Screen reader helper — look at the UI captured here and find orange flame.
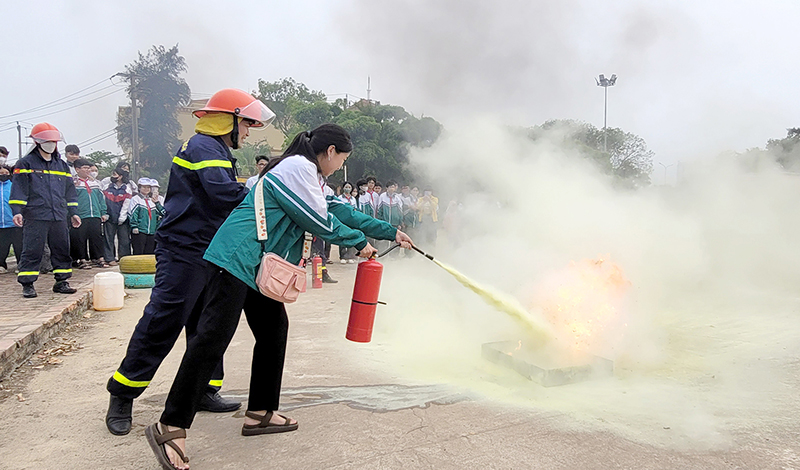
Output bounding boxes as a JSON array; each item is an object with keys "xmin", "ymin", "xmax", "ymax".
[{"xmin": 530, "ymin": 256, "xmax": 630, "ymax": 354}]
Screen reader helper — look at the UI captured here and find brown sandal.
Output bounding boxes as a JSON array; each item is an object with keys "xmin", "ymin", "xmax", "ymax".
[
  {"xmin": 241, "ymin": 410, "xmax": 298, "ymax": 436},
  {"xmin": 145, "ymin": 423, "xmax": 190, "ymax": 469}
]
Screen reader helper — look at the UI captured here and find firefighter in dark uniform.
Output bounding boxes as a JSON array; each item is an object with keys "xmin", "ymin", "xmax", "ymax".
[
  {"xmin": 10, "ymin": 122, "xmax": 81, "ymax": 298},
  {"xmin": 105, "ymin": 89, "xmax": 276, "ymax": 435}
]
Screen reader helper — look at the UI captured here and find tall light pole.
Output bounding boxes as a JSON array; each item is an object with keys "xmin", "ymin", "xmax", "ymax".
[
  {"xmin": 595, "ymin": 73, "xmax": 617, "ymax": 153},
  {"xmin": 658, "ymin": 162, "xmax": 674, "ymax": 185}
]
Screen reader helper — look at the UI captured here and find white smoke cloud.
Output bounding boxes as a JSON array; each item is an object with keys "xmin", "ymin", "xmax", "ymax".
[{"xmin": 352, "ymin": 119, "xmax": 800, "ymax": 450}]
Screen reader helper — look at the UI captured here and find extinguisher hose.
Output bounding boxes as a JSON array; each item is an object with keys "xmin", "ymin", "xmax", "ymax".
[
  {"xmin": 377, "ymin": 243, "xmax": 401, "ymax": 258},
  {"xmin": 376, "ymin": 243, "xmax": 435, "ymax": 261}
]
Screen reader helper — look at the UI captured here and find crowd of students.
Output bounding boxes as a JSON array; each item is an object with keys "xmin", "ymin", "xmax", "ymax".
[
  {"xmin": 330, "ymin": 176, "xmax": 440, "ymax": 260},
  {"xmin": 0, "ymin": 143, "xmax": 165, "ymax": 282}
]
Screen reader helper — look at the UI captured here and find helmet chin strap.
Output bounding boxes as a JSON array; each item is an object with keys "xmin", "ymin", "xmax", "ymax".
[{"xmin": 230, "ymin": 110, "xmax": 240, "ymax": 150}]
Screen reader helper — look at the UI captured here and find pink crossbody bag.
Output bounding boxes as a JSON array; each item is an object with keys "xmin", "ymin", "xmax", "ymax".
[{"xmin": 254, "ymin": 177, "xmax": 310, "ymax": 303}]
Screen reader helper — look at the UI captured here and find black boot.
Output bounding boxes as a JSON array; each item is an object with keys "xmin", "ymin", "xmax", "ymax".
[
  {"xmin": 106, "ymin": 394, "xmax": 133, "ymax": 435},
  {"xmin": 53, "ymin": 281, "xmax": 77, "ymax": 294},
  {"xmin": 22, "ymin": 284, "xmax": 37, "ymax": 298},
  {"xmin": 322, "ymin": 269, "xmax": 337, "ymax": 284},
  {"xmin": 198, "ymin": 390, "xmax": 241, "ymax": 413}
]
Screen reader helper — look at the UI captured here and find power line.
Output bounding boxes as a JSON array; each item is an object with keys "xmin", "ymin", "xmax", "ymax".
[
  {"xmin": 0, "ymin": 76, "xmax": 120, "ymax": 120},
  {"xmin": 0, "ymin": 88, "xmax": 124, "ymax": 126},
  {"xmin": 80, "ymin": 132, "xmax": 117, "ymax": 148},
  {"xmin": 75, "ymin": 128, "xmax": 117, "ymax": 147}
]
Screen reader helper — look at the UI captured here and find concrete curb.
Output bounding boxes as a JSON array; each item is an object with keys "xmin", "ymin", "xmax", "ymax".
[{"xmin": 0, "ymin": 281, "xmax": 93, "ymax": 379}]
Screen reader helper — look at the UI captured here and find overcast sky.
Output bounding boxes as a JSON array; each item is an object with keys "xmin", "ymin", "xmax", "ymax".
[{"xmin": 1, "ymin": 0, "xmax": 798, "ymax": 169}]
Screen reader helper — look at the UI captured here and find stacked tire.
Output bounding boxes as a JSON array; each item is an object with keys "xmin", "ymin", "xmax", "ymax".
[{"xmin": 119, "ymin": 255, "xmax": 157, "ymax": 288}]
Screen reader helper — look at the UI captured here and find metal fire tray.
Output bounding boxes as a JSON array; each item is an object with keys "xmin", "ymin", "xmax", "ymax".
[{"xmin": 481, "ymin": 341, "xmax": 613, "ymax": 387}]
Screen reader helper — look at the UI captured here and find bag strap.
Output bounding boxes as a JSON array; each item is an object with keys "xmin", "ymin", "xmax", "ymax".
[
  {"xmin": 255, "ymin": 176, "xmax": 314, "ymax": 262},
  {"xmin": 255, "ymin": 177, "xmax": 268, "ymax": 241}
]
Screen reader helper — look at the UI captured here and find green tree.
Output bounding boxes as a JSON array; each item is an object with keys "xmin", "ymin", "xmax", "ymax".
[
  {"xmin": 527, "ymin": 119, "xmax": 653, "ymax": 187},
  {"xmin": 84, "ymin": 150, "xmax": 125, "ymax": 179},
  {"xmin": 766, "ymin": 128, "xmax": 800, "ymax": 171},
  {"xmin": 255, "ymin": 78, "xmax": 327, "ymax": 136},
  {"xmin": 231, "ymin": 141, "xmax": 273, "ymax": 177},
  {"xmin": 255, "ymin": 77, "xmax": 443, "ymax": 185},
  {"xmin": 116, "ymin": 45, "xmax": 191, "ymax": 178}
]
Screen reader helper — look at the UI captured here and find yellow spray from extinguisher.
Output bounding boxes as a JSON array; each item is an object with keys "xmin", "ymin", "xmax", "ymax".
[{"xmin": 409, "ymin": 246, "xmax": 554, "ymax": 344}]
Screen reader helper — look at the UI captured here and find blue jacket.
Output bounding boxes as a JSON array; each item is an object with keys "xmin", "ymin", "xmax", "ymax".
[
  {"xmin": 155, "ymin": 133, "xmax": 248, "ymax": 256},
  {"xmin": 10, "ymin": 148, "xmax": 78, "ymax": 221},
  {"xmin": 103, "ymin": 181, "xmax": 133, "ymax": 224},
  {"xmin": 0, "ymin": 179, "xmax": 14, "ymax": 228}
]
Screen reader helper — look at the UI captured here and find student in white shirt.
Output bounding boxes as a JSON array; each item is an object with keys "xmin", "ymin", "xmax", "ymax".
[
  {"xmin": 245, "ymin": 155, "xmax": 270, "ymax": 189},
  {"xmin": 337, "ymin": 181, "xmax": 357, "ymax": 263}
]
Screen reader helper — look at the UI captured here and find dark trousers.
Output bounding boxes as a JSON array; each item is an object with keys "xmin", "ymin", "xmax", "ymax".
[
  {"xmin": 311, "ymin": 237, "xmax": 327, "ymax": 265},
  {"xmin": 107, "ymin": 247, "xmax": 224, "ymax": 399},
  {"xmin": 104, "ymin": 221, "xmax": 130, "ymax": 262},
  {"xmin": 69, "ymin": 217, "xmax": 104, "ymax": 261},
  {"xmin": 338, "ymin": 245, "xmax": 355, "ymax": 260},
  {"xmin": 161, "ymin": 269, "xmax": 288, "ymax": 429},
  {"xmin": 17, "ymin": 219, "xmax": 72, "ymax": 285},
  {"xmin": 131, "ymin": 233, "xmax": 156, "ymax": 255},
  {"xmin": 0, "ymin": 227, "xmax": 22, "ymax": 269}
]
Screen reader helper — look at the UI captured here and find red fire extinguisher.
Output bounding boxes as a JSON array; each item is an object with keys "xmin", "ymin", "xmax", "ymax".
[
  {"xmin": 312, "ymin": 256, "xmax": 323, "ymax": 289},
  {"xmin": 346, "ymin": 258, "xmax": 384, "ymax": 342}
]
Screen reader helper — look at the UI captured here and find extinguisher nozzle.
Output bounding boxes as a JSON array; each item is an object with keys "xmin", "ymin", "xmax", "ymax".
[{"xmin": 411, "ymin": 245, "xmax": 435, "ymax": 261}]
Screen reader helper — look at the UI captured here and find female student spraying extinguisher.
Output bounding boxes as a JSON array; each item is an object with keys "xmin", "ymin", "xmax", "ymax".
[{"xmin": 145, "ymin": 124, "xmax": 414, "ymax": 470}]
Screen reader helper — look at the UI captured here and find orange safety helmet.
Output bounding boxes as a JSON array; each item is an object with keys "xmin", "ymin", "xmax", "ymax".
[
  {"xmin": 29, "ymin": 122, "xmax": 64, "ymax": 143},
  {"xmin": 193, "ymin": 89, "xmax": 275, "ymax": 128}
]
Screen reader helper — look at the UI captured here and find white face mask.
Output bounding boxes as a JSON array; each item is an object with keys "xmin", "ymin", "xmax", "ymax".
[
  {"xmin": 0, "ymin": 157, "xmax": 6, "ymax": 165},
  {"xmin": 90, "ymin": 171, "xmax": 98, "ymax": 179},
  {"xmin": 40, "ymin": 142, "xmax": 57, "ymax": 154}
]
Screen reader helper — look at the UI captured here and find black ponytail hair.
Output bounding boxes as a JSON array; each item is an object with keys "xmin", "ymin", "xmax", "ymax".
[{"xmin": 261, "ymin": 123, "xmax": 352, "ymax": 177}]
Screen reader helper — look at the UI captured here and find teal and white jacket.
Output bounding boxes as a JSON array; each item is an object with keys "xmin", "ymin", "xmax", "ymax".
[
  {"xmin": 377, "ymin": 192, "xmax": 404, "ymax": 227},
  {"xmin": 204, "ymin": 155, "xmax": 397, "ymax": 292},
  {"xmin": 128, "ymin": 195, "xmax": 165, "ymax": 235}
]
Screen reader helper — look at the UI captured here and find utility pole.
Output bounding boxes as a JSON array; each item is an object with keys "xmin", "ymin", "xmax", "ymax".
[
  {"xmin": 131, "ymin": 78, "xmax": 140, "ymax": 181},
  {"xmin": 16, "ymin": 122, "xmax": 22, "ymax": 160},
  {"xmin": 114, "ymin": 71, "xmax": 140, "ymax": 180},
  {"xmin": 367, "ymin": 76, "xmax": 371, "ymax": 104},
  {"xmin": 595, "ymin": 74, "xmax": 617, "ymax": 153}
]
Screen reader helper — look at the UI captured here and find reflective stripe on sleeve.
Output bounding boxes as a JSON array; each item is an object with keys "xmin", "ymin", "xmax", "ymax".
[
  {"xmin": 42, "ymin": 170, "xmax": 71, "ymax": 176},
  {"xmin": 17, "ymin": 271, "xmax": 39, "ymax": 276},
  {"xmin": 67, "ymin": 202, "xmax": 78, "ymax": 207},
  {"xmin": 8, "ymin": 200, "xmax": 27, "ymax": 205},
  {"xmin": 172, "ymin": 156, "xmax": 232, "ymax": 171},
  {"xmin": 112, "ymin": 371, "xmax": 150, "ymax": 388},
  {"xmin": 13, "ymin": 169, "xmax": 70, "ymax": 176}
]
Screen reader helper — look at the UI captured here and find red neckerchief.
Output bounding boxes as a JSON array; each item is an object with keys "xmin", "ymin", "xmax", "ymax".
[
  {"xmin": 80, "ymin": 178, "xmax": 91, "ymax": 194},
  {"xmin": 144, "ymin": 197, "xmax": 151, "ymax": 218}
]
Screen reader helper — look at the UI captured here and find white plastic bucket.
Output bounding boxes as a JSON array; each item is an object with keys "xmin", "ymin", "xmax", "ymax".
[{"xmin": 93, "ymin": 272, "xmax": 125, "ymax": 311}]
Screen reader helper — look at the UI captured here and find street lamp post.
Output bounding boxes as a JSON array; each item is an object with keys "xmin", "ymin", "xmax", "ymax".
[
  {"xmin": 658, "ymin": 162, "xmax": 674, "ymax": 185},
  {"xmin": 595, "ymin": 74, "xmax": 617, "ymax": 153}
]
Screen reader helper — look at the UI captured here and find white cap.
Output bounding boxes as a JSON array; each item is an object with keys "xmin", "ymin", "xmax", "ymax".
[
  {"xmin": 148, "ymin": 178, "xmax": 160, "ymax": 187},
  {"xmin": 137, "ymin": 177, "xmax": 151, "ymax": 186}
]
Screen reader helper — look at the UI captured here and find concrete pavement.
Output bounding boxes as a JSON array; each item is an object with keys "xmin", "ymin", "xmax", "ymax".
[{"xmin": 0, "ymin": 262, "xmax": 798, "ymax": 469}]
